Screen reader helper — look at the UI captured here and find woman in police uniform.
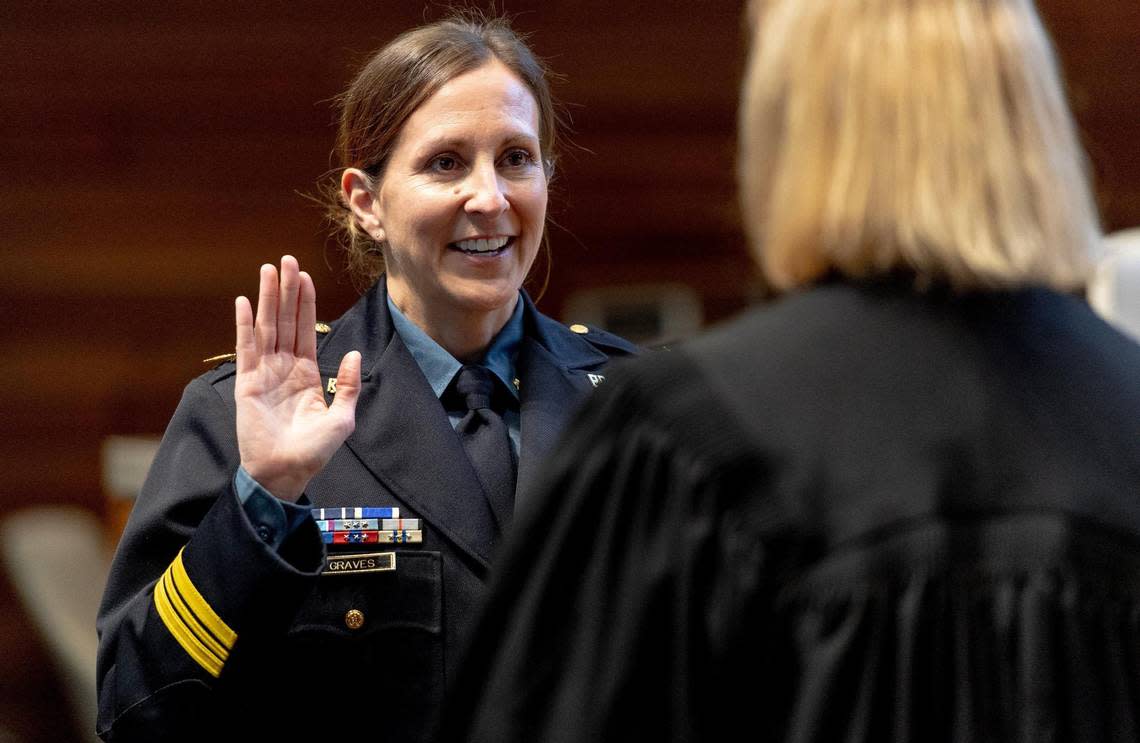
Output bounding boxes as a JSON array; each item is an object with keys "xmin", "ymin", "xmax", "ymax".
[{"xmin": 95, "ymin": 13, "xmax": 634, "ymax": 742}]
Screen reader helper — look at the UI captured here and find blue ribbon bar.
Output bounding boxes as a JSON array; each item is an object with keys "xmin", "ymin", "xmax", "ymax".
[{"xmin": 311, "ymin": 507, "xmax": 400, "ymax": 520}]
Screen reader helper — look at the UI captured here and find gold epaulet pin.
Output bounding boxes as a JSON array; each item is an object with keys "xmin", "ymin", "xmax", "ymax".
[{"xmin": 202, "ymin": 322, "xmax": 331, "ymax": 364}]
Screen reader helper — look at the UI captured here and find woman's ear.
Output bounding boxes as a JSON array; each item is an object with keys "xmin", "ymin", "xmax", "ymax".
[{"xmin": 341, "ymin": 168, "xmax": 386, "ymax": 242}]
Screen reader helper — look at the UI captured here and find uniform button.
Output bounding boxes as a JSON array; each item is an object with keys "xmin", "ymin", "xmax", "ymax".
[
  {"xmin": 569, "ymin": 323, "xmax": 589, "ymax": 334},
  {"xmin": 344, "ymin": 609, "xmax": 365, "ymax": 630},
  {"xmin": 256, "ymin": 525, "xmax": 275, "ymax": 543}
]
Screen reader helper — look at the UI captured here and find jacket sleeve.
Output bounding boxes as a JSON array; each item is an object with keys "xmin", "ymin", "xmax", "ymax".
[{"xmin": 95, "ymin": 374, "xmax": 324, "ymax": 741}]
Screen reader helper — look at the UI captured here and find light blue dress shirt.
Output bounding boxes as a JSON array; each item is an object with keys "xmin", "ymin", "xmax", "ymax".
[{"xmin": 387, "ymin": 293, "xmax": 523, "ymax": 458}]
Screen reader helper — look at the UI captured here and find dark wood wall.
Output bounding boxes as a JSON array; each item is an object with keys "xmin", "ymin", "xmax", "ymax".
[
  {"xmin": 3, "ymin": 0, "xmax": 1136, "ymax": 524},
  {"xmin": 2, "ymin": 1, "xmax": 1137, "ymax": 520},
  {"xmin": 0, "ymin": 2, "xmax": 1137, "ymax": 740},
  {"xmin": 1, "ymin": 0, "xmax": 756, "ymax": 523}
]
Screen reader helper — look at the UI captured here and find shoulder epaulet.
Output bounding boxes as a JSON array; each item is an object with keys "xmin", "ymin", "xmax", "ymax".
[
  {"xmin": 201, "ymin": 322, "xmax": 332, "ymax": 365},
  {"xmin": 566, "ymin": 322, "xmax": 640, "ymax": 355},
  {"xmin": 202, "ymin": 351, "xmax": 236, "ymax": 366}
]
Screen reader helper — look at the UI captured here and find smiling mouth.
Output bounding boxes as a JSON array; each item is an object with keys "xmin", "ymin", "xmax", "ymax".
[{"xmin": 450, "ymin": 236, "xmax": 514, "ymax": 256}]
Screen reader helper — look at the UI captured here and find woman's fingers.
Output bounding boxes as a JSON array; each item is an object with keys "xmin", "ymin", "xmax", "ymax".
[
  {"xmin": 276, "ymin": 255, "xmax": 300, "ymax": 354},
  {"xmin": 242, "ymin": 256, "xmax": 321, "ymax": 367},
  {"xmin": 255, "ymin": 263, "xmax": 279, "ymax": 354},
  {"xmin": 329, "ymin": 350, "xmax": 362, "ymax": 436},
  {"xmin": 235, "ymin": 296, "xmax": 255, "ymax": 373},
  {"xmin": 296, "ymin": 270, "xmax": 318, "ymax": 359}
]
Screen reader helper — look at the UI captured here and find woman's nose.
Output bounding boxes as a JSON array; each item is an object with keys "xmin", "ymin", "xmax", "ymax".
[{"xmin": 463, "ymin": 163, "xmax": 509, "ymax": 217}]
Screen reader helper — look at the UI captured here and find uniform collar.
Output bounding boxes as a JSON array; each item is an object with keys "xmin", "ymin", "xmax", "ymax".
[
  {"xmin": 386, "ymin": 288, "xmax": 523, "ymax": 401},
  {"xmin": 314, "ymin": 278, "xmax": 610, "ymax": 378},
  {"xmin": 518, "ymin": 291, "xmax": 611, "ymax": 370}
]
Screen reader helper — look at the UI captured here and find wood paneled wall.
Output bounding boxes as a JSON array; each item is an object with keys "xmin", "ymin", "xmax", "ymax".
[{"xmin": 0, "ymin": 0, "xmax": 1137, "ymax": 522}]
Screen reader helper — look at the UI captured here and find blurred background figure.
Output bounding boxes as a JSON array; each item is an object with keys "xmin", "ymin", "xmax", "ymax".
[
  {"xmin": 444, "ymin": 0, "xmax": 1140, "ymax": 741},
  {"xmin": 1089, "ymin": 228, "xmax": 1140, "ymax": 342}
]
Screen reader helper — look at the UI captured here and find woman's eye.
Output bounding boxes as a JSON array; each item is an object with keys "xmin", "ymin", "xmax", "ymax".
[
  {"xmin": 502, "ymin": 149, "xmax": 533, "ymax": 168},
  {"xmin": 430, "ymin": 156, "xmax": 459, "ymax": 172}
]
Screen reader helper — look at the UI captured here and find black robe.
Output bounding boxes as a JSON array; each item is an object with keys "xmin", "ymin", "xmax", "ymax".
[{"xmin": 445, "ymin": 280, "xmax": 1140, "ymax": 742}]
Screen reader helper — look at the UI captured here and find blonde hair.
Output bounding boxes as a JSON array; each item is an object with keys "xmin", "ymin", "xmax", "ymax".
[{"xmin": 739, "ymin": 0, "xmax": 1102, "ymax": 292}]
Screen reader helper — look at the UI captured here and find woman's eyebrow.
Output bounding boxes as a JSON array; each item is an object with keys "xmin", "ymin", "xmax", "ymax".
[
  {"xmin": 414, "ymin": 131, "xmax": 538, "ymax": 156},
  {"xmin": 417, "ymin": 136, "xmax": 466, "ymax": 152}
]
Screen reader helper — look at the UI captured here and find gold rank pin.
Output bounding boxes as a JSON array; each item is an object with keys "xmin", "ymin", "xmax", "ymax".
[{"xmin": 202, "ymin": 322, "xmax": 331, "ymax": 364}]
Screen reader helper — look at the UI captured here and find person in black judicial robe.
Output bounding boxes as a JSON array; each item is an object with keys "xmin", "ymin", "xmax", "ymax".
[
  {"xmin": 447, "ymin": 280, "xmax": 1140, "ymax": 742},
  {"xmin": 443, "ymin": 0, "xmax": 1140, "ymax": 740}
]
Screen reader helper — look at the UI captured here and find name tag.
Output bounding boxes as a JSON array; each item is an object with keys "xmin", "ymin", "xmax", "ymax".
[{"xmin": 323, "ymin": 551, "xmax": 396, "ymax": 576}]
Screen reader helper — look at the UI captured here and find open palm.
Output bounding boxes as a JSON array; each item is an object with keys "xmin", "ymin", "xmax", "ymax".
[{"xmin": 234, "ymin": 256, "xmax": 361, "ymax": 502}]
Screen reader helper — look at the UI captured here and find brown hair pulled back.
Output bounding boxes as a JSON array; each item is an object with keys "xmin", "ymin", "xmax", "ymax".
[{"xmin": 326, "ymin": 12, "xmax": 560, "ymax": 290}]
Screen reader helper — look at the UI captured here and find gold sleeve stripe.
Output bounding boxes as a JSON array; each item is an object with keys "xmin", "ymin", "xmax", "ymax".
[
  {"xmin": 154, "ymin": 573, "xmax": 223, "ymax": 678},
  {"xmin": 169, "ymin": 549, "xmax": 237, "ymax": 649},
  {"xmin": 161, "ymin": 571, "xmax": 230, "ymax": 662}
]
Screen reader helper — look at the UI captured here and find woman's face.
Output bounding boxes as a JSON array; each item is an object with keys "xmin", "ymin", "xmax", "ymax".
[{"xmin": 371, "ymin": 59, "xmax": 548, "ymax": 333}]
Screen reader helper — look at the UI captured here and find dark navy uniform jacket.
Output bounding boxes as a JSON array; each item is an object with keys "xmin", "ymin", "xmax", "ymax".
[{"xmin": 95, "ymin": 281, "xmax": 636, "ymax": 742}]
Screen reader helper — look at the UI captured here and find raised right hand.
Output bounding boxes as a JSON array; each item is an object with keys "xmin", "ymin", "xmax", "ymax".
[{"xmin": 234, "ymin": 255, "xmax": 361, "ymax": 501}]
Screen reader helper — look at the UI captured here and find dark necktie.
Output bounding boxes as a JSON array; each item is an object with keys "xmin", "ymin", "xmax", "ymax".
[{"xmin": 448, "ymin": 365, "xmax": 516, "ymax": 531}]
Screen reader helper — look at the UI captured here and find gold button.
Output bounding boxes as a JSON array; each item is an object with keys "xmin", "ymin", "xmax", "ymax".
[
  {"xmin": 315, "ymin": 322, "xmax": 331, "ymax": 334},
  {"xmin": 569, "ymin": 323, "xmax": 589, "ymax": 334},
  {"xmin": 344, "ymin": 609, "xmax": 365, "ymax": 630}
]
